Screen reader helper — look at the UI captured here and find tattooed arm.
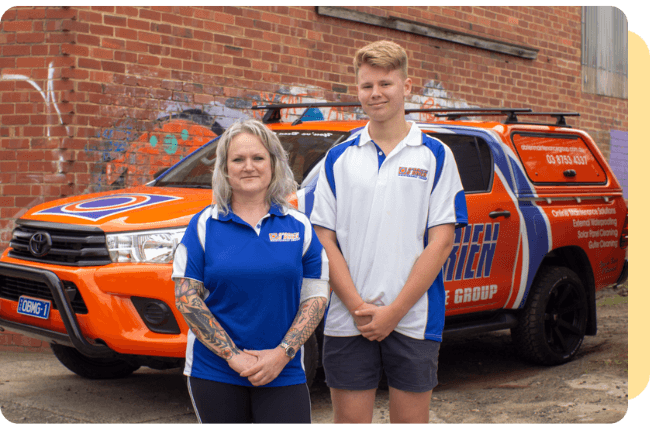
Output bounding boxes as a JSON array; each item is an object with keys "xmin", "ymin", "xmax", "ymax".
[
  {"xmin": 174, "ymin": 277, "xmax": 257, "ymax": 374},
  {"xmin": 281, "ymin": 296, "xmax": 328, "ymax": 351},
  {"xmin": 240, "ymin": 296, "xmax": 328, "ymax": 386}
]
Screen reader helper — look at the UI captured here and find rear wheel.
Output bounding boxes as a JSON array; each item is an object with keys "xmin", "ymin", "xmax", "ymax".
[
  {"xmin": 50, "ymin": 344, "xmax": 141, "ymax": 379},
  {"xmin": 512, "ymin": 266, "xmax": 588, "ymax": 365}
]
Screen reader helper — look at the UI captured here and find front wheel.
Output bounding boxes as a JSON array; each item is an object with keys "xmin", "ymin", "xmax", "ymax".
[
  {"xmin": 50, "ymin": 344, "xmax": 141, "ymax": 379},
  {"xmin": 511, "ymin": 266, "xmax": 588, "ymax": 365}
]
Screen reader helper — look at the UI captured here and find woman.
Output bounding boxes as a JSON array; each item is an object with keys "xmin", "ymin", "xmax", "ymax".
[{"xmin": 172, "ymin": 119, "xmax": 329, "ymax": 423}]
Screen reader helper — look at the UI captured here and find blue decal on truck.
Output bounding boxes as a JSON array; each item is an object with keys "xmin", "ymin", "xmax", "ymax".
[{"xmin": 33, "ymin": 194, "xmax": 182, "ymax": 221}]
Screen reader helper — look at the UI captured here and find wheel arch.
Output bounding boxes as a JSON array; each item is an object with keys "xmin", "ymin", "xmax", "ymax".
[{"xmin": 537, "ymin": 246, "xmax": 597, "ymax": 335}]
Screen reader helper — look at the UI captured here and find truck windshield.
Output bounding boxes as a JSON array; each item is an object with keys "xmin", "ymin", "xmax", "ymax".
[{"xmin": 153, "ymin": 130, "xmax": 348, "ymax": 188}]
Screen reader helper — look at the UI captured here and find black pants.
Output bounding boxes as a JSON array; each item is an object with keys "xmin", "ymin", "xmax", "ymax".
[{"xmin": 187, "ymin": 376, "xmax": 311, "ymax": 423}]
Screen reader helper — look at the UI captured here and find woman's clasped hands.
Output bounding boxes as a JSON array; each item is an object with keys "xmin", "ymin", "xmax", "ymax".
[{"xmin": 229, "ymin": 347, "xmax": 291, "ymax": 386}]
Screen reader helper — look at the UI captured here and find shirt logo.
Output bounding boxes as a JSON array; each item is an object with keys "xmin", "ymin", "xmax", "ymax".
[
  {"xmin": 269, "ymin": 232, "xmax": 300, "ymax": 242},
  {"xmin": 398, "ymin": 167, "xmax": 428, "ymax": 180}
]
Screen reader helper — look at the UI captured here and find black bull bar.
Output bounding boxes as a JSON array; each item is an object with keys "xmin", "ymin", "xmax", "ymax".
[{"xmin": 0, "ymin": 262, "xmax": 114, "ymax": 358}]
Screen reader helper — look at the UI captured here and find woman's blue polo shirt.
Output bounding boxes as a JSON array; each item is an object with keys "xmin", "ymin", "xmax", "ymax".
[{"xmin": 172, "ymin": 203, "xmax": 329, "ymax": 387}]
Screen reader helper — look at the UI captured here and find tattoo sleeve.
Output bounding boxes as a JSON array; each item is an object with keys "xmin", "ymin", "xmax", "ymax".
[
  {"xmin": 174, "ymin": 277, "xmax": 240, "ymax": 360},
  {"xmin": 281, "ymin": 296, "xmax": 328, "ymax": 351}
]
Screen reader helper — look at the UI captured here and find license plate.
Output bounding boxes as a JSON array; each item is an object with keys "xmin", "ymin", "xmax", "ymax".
[{"xmin": 17, "ymin": 296, "xmax": 51, "ymax": 320}]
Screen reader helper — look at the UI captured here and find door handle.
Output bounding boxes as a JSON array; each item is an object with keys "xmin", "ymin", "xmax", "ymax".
[{"xmin": 489, "ymin": 210, "xmax": 511, "ymax": 219}]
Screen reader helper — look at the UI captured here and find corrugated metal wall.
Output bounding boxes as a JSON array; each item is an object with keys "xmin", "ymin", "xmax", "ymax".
[{"xmin": 581, "ymin": 6, "xmax": 628, "ymax": 99}]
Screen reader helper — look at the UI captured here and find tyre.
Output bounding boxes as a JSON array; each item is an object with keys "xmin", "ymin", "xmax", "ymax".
[
  {"xmin": 303, "ymin": 333, "xmax": 318, "ymax": 388},
  {"xmin": 50, "ymin": 344, "xmax": 141, "ymax": 379},
  {"xmin": 511, "ymin": 266, "xmax": 588, "ymax": 365}
]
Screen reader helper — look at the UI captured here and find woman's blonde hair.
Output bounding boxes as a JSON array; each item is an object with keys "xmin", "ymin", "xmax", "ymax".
[
  {"xmin": 212, "ymin": 119, "xmax": 296, "ymax": 215},
  {"xmin": 353, "ymin": 40, "xmax": 409, "ymax": 79}
]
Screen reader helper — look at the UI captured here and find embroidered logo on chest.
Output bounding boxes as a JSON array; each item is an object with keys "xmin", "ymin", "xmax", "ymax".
[
  {"xmin": 398, "ymin": 167, "xmax": 429, "ymax": 180},
  {"xmin": 269, "ymin": 232, "xmax": 300, "ymax": 242}
]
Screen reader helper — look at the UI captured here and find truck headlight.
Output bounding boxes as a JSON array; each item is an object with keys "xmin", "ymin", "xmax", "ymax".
[{"xmin": 106, "ymin": 228, "xmax": 186, "ymax": 264}]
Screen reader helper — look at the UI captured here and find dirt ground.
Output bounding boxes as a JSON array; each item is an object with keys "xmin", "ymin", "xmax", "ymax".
[
  {"xmin": 0, "ymin": 284, "xmax": 628, "ymax": 424},
  {"xmin": 310, "ymin": 284, "xmax": 629, "ymax": 423}
]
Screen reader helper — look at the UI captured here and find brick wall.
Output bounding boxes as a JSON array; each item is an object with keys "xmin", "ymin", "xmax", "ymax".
[
  {"xmin": 0, "ymin": 5, "xmax": 629, "ymax": 251},
  {"xmin": 0, "ymin": 6, "xmax": 628, "ymax": 347}
]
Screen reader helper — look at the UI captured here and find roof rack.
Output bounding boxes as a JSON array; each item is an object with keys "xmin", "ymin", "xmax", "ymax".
[
  {"xmin": 251, "ymin": 103, "xmax": 579, "ymax": 128},
  {"xmin": 251, "ymin": 102, "xmax": 361, "ymax": 125},
  {"xmin": 504, "ymin": 112, "xmax": 580, "ymax": 127},
  {"xmin": 434, "ymin": 109, "xmax": 579, "ymax": 127},
  {"xmin": 413, "ymin": 108, "xmax": 532, "ymax": 122}
]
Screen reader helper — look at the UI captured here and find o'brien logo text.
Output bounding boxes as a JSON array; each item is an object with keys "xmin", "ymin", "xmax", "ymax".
[
  {"xmin": 398, "ymin": 167, "xmax": 428, "ymax": 180},
  {"xmin": 269, "ymin": 232, "xmax": 300, "ymax": 242}
]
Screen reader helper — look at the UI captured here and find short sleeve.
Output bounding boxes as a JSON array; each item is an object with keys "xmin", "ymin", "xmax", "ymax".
[
  {"xmin": 310, "ymin": 151, "xmax": 337, "ymax": 231},
  {"xmin": 171, "ymin": 206, "xmax": 211, "ymax": 282},
  {"xmin": 426, "ymin": 138, "xmax": 468, "ymax": 229},
  {"xmin": 300, "ymin": 224, "xmax": 330, "ymax": 302}
]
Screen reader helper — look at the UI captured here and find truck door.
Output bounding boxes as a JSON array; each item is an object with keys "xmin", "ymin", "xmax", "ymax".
[{"xmin": 428, "ymin": 132, "xmax": 521, "ymax": 316}]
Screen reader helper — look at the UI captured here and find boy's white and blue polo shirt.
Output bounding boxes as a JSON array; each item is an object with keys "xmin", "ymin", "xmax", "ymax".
[
  {"xmin": 172, "ymin": 203, "xmax": 329, "ymax": 387},
  {"xmin": 311, "ymin": 121, "xmax": 468, "ymax": 342}
]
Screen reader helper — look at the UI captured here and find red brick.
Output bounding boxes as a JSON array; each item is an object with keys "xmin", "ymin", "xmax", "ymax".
[
  {"xmin": 138, "ymin": 55, "xmax": 160, "ymax": 66},
  {"xmin": 79, "ymin": 57, "xmax": 102, "ymax": 70},
  {"xmin": 3, "ymin": 20, "xmax": 33, "ymax": 32},
  {"xmin": 161, "ymin": 57, "xmax": 182, "ymax": 70},
  {"xmin": 161, "ymin": 12, "xmax": 183, "ymax": 25},
  {"xmin": 138, "ymin": 32, "xmax": 161, "ymax": 44},
  {"xmin": 116, "ymin": 27, "xmax": 138, "ymax": 40},
  {"xmin": 16, "ymin": 32, "xmax": 44, "ymax": 44},
  {"xmin": 15, "ymin": 8, "xmax": 47, "ymax": 20},
  {"xmin": 15, "ymin": 57, "xmax": 44, "ymax": 68},
  {"xmin": 0, "ymin": 57, "xmax": 17, "ymax": 68},
  {"xmin": 213, "ymin": 11, "xmax": 236, "ymax": 25},
  {"xmin": 128, "ymin": 18, "xmax": 150, "ymax": 31},
  {"xmin": 61, "ymin": 43, "xmax": 89, "ymax": 57},
  {"xmin": 0, "ymin": 104, "xmax": 14, "ymax": 115},
  {"xmin": 139, "ymin": 8, "xmax": 161, "ymax": 21},
  {"xmin": 0, "ymin": 197, "xmax": 15, "ymax": 209},
  {"xmin": 3, "ymin": 184, "xmax": 31, "ymax": 195},
  {"xmin": 90, "ymin": 71, "xmax": 114, "ymax": 83},
  {"xmin": 3, "ymin": 115, "xmax": 29, "ymax": 125},
  {"xmin": 3, "ymin": 45, "xmax": 30, "ymax": 56},
  {"xmin": 104, "ymin": 14, "xmax": 127, "ymax": 27},
  {"xmin": 101, "ymin": 61, "xmax": 126, "ymax": 74},
  {"xmin": 125, "ymin": 40, "xmax": 148, "ymax": 53},
  {"xmin": 46, "ymin": 7, "xmax": 77, "ymax": 19},
  {"xmin": 89, "ymin": 24, "xmax": 114, "ymax": 36},
  {"xmin": 114, "ymin": 51, "xmax": 137, "ymax": 63}
]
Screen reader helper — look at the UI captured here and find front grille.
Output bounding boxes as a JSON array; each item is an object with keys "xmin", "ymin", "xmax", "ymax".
[
  {"xmin": 8, "ymin": 222, "xmax": 111, "ymax": 267},
  {"xmin": 0, "ymin": 274, "xmax": 89, "ymax": 314}
]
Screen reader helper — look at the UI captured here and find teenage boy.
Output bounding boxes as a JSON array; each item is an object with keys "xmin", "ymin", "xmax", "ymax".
[{"xmin": 311, "ymin": 40, "xmax": 468, "ymax": 423}]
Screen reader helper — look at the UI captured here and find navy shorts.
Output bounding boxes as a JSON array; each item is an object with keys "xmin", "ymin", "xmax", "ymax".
[{"xmin": 322, "ymin": 331, "xmax": 440, "ymax": 393}]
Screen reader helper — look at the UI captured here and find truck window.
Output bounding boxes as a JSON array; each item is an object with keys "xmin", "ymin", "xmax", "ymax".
[
  {"xmin": 428, "ymin": 134, "xmax": 493, "ymax": 193},
  {"xmin": 274, "ymin": 131, "xmax": 349, "ymax": 183},
  {"xmin": 155, "ymin": 131, "xmax": 348, "ymax": 188},
  {"xmin": 511, "ymin": 132, "xmax": 607, "ymax": 184}
]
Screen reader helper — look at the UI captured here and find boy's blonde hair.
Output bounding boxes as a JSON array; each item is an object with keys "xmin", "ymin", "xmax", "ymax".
[{"xmin": 353, "ymin": 40, "xmax": 408, "ymax": 78}]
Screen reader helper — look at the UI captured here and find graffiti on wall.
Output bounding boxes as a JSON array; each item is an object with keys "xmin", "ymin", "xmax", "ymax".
[
  {"xmin": 0, "ymin": 76, "xmax": 470, "ymax": 192},
  {"xmin": 0, "ymin": 62, "xmax": 71, "ymax": 138},
  {"xmin": 407, "ymin": 80, "xmax": 474, "ymax": 122},
  {"xmin": 84, "ymin": 82, "xmax": 470, "ymax": 191},
  {"xmin": 87, "ymin": 103, "xmax": 249, "ymax": 191}
]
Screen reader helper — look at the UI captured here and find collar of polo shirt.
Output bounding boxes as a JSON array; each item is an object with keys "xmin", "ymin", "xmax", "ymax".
[
  {"xmin": 210, "ymin": 202, "xmax": 287, "ymax": 221},
  {"xmin": 358, "ymin": 121, "xmax": 423, "ymax": 147}
]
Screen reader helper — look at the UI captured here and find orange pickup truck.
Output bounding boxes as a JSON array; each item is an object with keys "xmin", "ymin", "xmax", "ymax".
[{"xmin": 0, "ymin": 104, "xmax": 627, "ymax": 384}]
